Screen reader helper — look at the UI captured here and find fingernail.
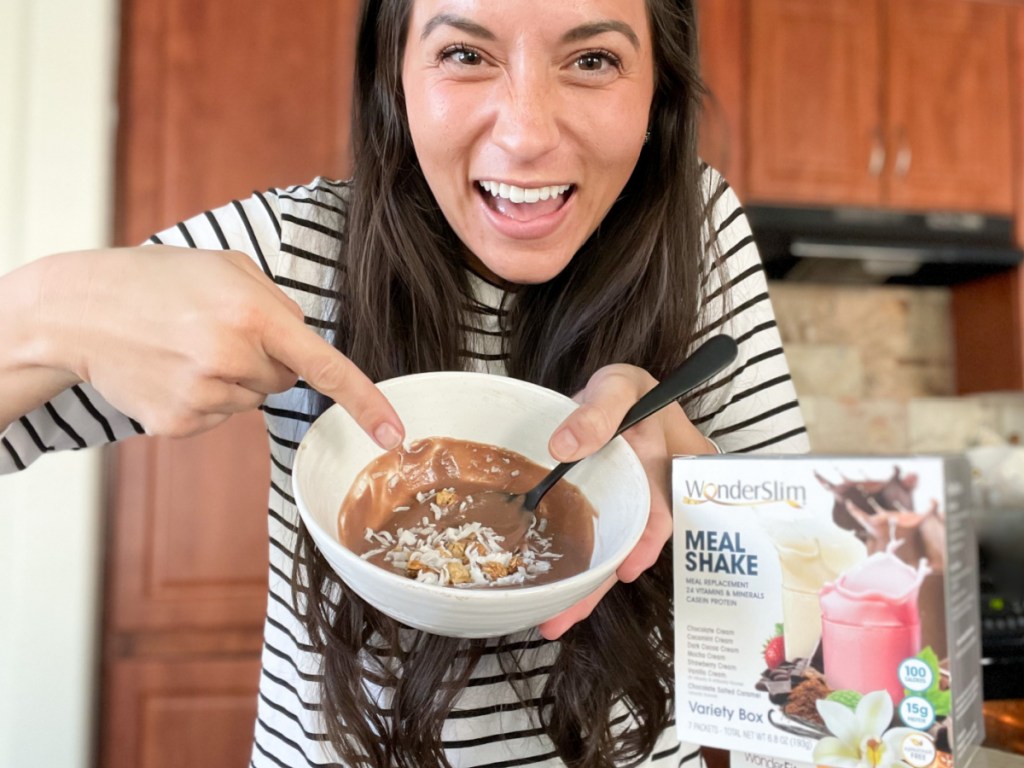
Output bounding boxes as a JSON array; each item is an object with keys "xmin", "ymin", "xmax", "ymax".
[
  {"xmin": 373, "ymin": 422, "xmax": 403, "ymax": 450},
  {"xmin": 550, "ymin": 428, "xmax": 579, "ymax": 462}
]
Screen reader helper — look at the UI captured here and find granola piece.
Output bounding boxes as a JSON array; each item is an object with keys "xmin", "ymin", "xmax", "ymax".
[
  {"xmin": 480, "ymin": 561, "xmax": 509, "ymax": 581},
  {"xmin": 447, "ymin": 561, "xmax": 472, "ymax": 585},
  {"xmin": 435, "ymin": 489, "xmax": 458, "ymax": 507},
  {"xmin": 406, "ymin": 559, "xmax": 437, "ymax": 580},
  {"xmin": 466, "ymin": 540, "xmax": 488, "ymax": 558}
]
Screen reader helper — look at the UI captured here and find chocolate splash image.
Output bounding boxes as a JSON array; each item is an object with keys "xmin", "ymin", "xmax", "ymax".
[
  {"xmin": 815, "ymin": 466, "xmax": 917, "ymax": 538},
  {"xmin": 338, "ymin": 437, "xmax": 596, "ymax": 588}
]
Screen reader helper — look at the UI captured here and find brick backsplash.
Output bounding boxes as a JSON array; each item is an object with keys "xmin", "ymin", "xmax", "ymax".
[{"xmin": 769, "ymin": 282, "xmax": 957, "ymax": 453}]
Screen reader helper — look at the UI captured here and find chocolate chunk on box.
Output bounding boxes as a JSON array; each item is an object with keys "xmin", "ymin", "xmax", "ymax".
[{"xmin": 672, "ymin": 455, "xmax": 983, "ymax": 768}]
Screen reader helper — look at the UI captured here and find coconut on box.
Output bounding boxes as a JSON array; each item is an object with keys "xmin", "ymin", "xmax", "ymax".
[{"xmin": 672, "ymin": 455, "xmax": 984, "ymax": 768}]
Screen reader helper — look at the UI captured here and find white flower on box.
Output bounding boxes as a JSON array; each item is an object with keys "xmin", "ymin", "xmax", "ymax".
[{"xmin": 813, "ymin": 690, "xmax": 920, "ymax": 768}]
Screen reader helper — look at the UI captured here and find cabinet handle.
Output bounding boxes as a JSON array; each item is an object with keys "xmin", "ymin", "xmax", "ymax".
[
  {"xmin": 894, "ymin": 126, "xmax": 912, "ymax": 177},
  {"xmin": 868, "ymin": 127, "xmax": 886, "ymax": 176}
]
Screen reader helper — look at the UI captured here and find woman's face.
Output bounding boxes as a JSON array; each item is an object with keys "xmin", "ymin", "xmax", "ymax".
[{"xmin": 401, "ymin": 0, "xmax": 655, "ymax": 285}]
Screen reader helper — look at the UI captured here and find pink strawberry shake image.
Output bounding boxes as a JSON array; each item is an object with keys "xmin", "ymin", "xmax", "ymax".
[{"xmin": 819, "ymin": 542, "xmax": 930, "ymax": 704}]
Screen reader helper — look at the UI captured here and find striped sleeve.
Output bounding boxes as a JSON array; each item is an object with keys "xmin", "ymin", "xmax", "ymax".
[
  {"xmin": 688, "ymin": 169, "xmax": 810, "ymax": 456},
  {"xmin": 0, "ymin": 189, "xmax": 285, "ymax": 475},
  {"xmin": 150, "ymin": 189, "xmax": 283, "ymax": 276}
]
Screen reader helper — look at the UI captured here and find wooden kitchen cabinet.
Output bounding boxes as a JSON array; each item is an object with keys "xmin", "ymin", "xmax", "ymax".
[
  {"xmin": 950, "ymin": 5, "xmax": 1024, "ymax": 395},
  {"xmin": 103, "ymin": 657, "xmax": 261, "ymax": 768},
  {"xmin": 101, "ymin": 0, "xmax": 359, "ymax": 766},
  {"xmin": 886, "ymin": 0, "xmax": 1014, "ymax": 212},
  {"xmin": 746, "ymin": 0, "xmax": 1015, "ymax": 214},
  {"xmin": 699, "ymin": 0, "xmax": 1023, "ymax": 392},
  {"xmin": 747, "ymin": 0, "xmax": 884, "ymax": 206},
  {"xmin": 951, "ymin": 267, "xmax": 1024, "ymax": 393},
  {"xmin": 698, "ymin": 0, "xmax": 748, "ymax": 192}
]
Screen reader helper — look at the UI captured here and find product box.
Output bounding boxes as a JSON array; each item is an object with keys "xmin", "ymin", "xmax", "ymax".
[
  {"xmin": 730, "ymin": 752, "xmax": 812, "ymax": 768},
  {"xmin": 672, "ymin": 456, "xmax": 984, "ymax": 768}
]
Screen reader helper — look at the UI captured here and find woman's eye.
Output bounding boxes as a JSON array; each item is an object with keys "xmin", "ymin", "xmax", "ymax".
[
  {"xmin": 574, "ymin": 50, "xmax": 621, "ymax": 74},
  {"xmin": 577, "ymin": 54, "xmax": 605, "ymax": 71},
  {"xmin": 440, "ymin": 45, "xmax": 483, "ymax": 66}
]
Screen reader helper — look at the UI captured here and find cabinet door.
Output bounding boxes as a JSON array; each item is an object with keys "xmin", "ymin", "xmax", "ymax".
[
  {"xmin": 698, "ymin": 0, "xmax": 747, "ymax": 193},
  {"xmin": 951, "ymin": 7, "xmax": 1024, "ymax": 395},
  {"xmin": 112, "ymin": 0, "xmax": 357, "ymax": 632},
  {"xmin": 886, "ymin": 0, "xmax": 1014, "ymax": 213},
  {"xmin": 101, "ymin": 657, "xmax": 261, "ymax": 768},
  {"xmin": 105, "ymin": 0, "xmax": 359, "ymax": 766},
  {"xmin": 747, "ymin": 0, "xmax": 884, "ymax": 206}
]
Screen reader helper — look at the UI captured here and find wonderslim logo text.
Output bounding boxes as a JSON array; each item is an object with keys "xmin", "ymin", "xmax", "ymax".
[{"xmin": 681, "ymin": 479, "xmax": 806, "ymax": 508}]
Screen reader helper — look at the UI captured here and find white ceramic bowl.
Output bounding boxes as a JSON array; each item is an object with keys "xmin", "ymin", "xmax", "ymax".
[{"xmin": 292, "ymin": 371, "xmax": 650, "ymax": 638}]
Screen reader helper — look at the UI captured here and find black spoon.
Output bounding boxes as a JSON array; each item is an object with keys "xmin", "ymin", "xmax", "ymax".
[{"xmin": 497, "ymin": 333, "xmax": 739, "ymax": 548}]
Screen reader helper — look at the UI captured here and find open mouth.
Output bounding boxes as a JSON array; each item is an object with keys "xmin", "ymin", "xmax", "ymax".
[{"xmin": 477, "ymin": 180, "xmax": 575, "ymax": 223}]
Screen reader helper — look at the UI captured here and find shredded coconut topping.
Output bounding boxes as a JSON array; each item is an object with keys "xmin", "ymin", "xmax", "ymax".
[{"xmin": 361, "ymin": 487, "xmax": 561, "ymax": 587}]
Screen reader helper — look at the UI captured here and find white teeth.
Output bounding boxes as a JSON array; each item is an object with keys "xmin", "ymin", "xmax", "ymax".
[{"xmin": 478, "ymin": 181, "xmax": 571, "ymax": 203}]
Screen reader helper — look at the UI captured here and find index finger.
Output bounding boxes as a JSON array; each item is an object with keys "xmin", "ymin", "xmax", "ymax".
[{"xmin": 262, "ymin": 314, "xmax": 405, "ymax": 449}]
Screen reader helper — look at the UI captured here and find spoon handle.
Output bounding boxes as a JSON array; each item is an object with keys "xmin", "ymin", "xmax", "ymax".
[
  {"xmin": 523, "ymin": 334, "xmax": 739, "ymax": 511},
  {"xmin": 617, "ymin": 334, "xmax": 739, "ymax": 434}
]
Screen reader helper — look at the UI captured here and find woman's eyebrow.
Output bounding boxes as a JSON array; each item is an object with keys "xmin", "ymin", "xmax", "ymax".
[
  {"xmin": 420, "ymin": 14, "xmax": 496, "ymax": 41},
  {"xmin": 419, "ymin": 16, "xmax": 640, "ymax": 51},
  {"xmin": 561, "ymin": 21, "xmax": 640, "ymax": 50}
]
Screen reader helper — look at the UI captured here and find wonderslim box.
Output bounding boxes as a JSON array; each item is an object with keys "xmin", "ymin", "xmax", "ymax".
[{"xmin": 672, "ymin": 455, "xmax": 984, "ymax": 768}]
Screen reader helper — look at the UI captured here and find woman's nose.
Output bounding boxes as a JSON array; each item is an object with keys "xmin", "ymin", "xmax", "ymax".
[{"xmin": 489, "ymin": 72, "xmax": 561, "ymax": 160}]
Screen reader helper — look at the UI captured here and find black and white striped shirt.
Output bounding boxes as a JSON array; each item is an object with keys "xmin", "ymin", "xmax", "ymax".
[{"xmin": 1, "ymin": 168, "xmax": 809, "ymax": 766}]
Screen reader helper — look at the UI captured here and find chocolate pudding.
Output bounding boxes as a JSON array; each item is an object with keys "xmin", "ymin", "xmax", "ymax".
[{"xmin": 338, "ymin": 437, "xmax": 597, "ymax": 587}]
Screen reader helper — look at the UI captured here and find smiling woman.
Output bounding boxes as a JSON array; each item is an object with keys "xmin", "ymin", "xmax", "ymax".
[
  {"xmin": 0, "ymin": 0, "xmax": 809, "ymax": 766},
  {"xmin": 402, "ymin": 1, "xmax": 654, "ymax": 285}
]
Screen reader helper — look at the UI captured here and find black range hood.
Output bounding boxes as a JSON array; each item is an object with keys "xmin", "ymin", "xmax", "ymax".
[{"xmin": 745, "ymin": 204, "xmax": 1023, "ymax": 285}]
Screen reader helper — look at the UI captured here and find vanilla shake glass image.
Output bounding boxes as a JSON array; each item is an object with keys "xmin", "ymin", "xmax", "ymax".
[
  {"xmin": 819, "ymin": 543, "xmax": 930, "ymax": 704},
  {"xmin": 761, "ymin": 512, "xmax": 866, "ymax": 661}
]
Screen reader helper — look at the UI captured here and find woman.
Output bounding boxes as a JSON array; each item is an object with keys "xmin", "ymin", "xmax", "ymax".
[{"xmin": 0, "ymin": 0, "xmax": 808, "ymax": 765}]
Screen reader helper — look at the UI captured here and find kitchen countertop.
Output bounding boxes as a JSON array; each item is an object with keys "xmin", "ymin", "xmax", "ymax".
[
  {"xmin": 976, "ymin": 747, "xmax": 1024, "ymax": 768},
  {"xmin": 701, "ymin": 701, "xmax": 1024, "ymax": 768},
  {"xmin": 986, "ymin": 700, "xmax": 1024, "ymax": 756},
  {"xmin": 703, "ymin": 745, "xmax": 1024, "ymax": 768}
]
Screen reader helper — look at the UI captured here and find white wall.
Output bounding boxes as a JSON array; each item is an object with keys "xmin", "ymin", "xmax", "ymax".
[{"xmin": 0, "ymin": 0, "xmax": 118, "ymax": 765}]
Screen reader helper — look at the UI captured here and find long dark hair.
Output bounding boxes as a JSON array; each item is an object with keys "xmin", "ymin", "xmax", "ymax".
[{"xmin": 292, "ymin": 1, "xmax": 714, "ymax": 765}]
